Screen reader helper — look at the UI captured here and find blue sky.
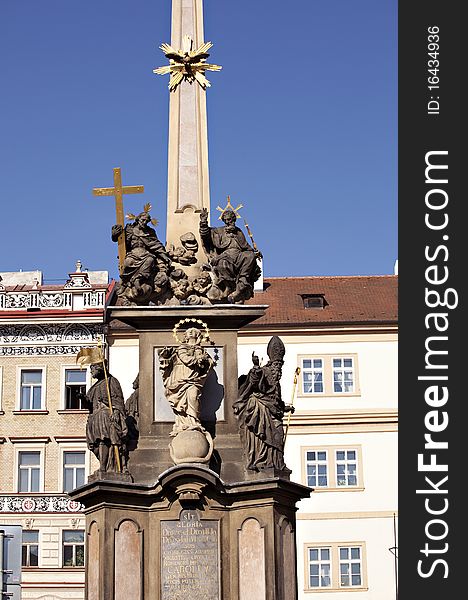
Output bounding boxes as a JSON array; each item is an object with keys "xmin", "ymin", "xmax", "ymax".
[{"xmin": 0, "ymin": 0, "xmax": 397, "ymax": 282}]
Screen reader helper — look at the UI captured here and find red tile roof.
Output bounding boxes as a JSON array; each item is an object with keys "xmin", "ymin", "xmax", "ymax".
[{"xmin": 245, "ymin": 275, "xmax": 398, "ymax": 328}]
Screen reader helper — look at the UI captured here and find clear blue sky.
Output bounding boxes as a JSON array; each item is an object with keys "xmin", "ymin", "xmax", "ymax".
[{"xmin": 0, "ymin": 0, "xmax": 397, "ymax": 282}]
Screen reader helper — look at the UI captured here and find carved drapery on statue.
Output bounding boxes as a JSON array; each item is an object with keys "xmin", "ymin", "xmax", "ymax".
[
  {"xmin": 82, "ymin": 362, "xmax": 131, "ymax": 481},
  {"xmin": 234, "ymin": 336, "xmax": 294, "ymax": 476},
  {"xmin": 158, "ymin": 322, "xmax": 214, "ymax": 464},
  {"xmin": 111, "ymin": 207, "xmax": 172, "ymax": 305},
  {"xmin": 109, "ymin": 198, "xmax": 261, "ymax": 306},
  {"xmin": 124, "ymin": 373, "xmax": 140, "ymax": 469},
  {"xmin": 199, "ymin": 207, "xmax": 261, "ymax": 303}
]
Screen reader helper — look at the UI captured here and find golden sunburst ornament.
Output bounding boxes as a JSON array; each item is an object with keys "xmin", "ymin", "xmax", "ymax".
[
  {"xmin": 153, "ymin": 34, "xmax": 222, "ymax": 91},
  {"xmin": 126, "ymin": 203, "xmax": 159, "ymax": 227},
  {"xmin": 216, "ymin": 195, "xmax": 243, "ymax": 220}
]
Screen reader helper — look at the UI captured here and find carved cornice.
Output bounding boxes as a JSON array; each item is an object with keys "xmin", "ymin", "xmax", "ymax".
[
  {"xmin": 0, "ymin": 322, "xmax": 103, "ymax": 342},
  {"xmin": 0, "ymin": 323, "xmax": 104, "ymax": 356},
  {"xmin": 0, "ymin": 289, "xmax": 105, "ymax": 310},
  {"xmin": 0, "ymin": 345, "xmax": 94, "ymax": 357},
  {"xmin": 0, "ymin": 495, "xmax": 84, "ymax": 513}
]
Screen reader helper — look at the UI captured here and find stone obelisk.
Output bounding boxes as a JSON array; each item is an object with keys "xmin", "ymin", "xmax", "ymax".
[{"xmin": 165, "ymin": 0, "xmax": 211, "ymax": 256}]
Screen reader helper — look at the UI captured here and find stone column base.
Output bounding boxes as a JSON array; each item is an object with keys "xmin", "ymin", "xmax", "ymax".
[{"xmin": 70, "ymin": 464, "xmax": 310, "ymax": 600}]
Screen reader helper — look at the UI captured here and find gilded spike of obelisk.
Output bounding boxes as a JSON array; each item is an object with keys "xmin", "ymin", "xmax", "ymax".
[{"xmin": 165, "ymin": 0, "xmax": 212, "ymax": 259}]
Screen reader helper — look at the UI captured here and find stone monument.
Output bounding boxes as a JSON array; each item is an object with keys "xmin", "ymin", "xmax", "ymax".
[{"xmin": 70, "ymin": 2, "xmax": 310, "ymax": 599}]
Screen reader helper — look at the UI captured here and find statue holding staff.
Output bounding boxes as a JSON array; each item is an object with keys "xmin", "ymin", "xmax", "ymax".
[
  {"xmin": 234, "ymin": 336, "xmax": 294, "ymax": 474},
  {"xmin": 76, "ymin": 347, "xmax": 130, "ymax": 478}
]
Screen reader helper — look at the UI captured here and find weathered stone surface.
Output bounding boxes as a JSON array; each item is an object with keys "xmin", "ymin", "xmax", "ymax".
[
  {"xmin": 115, "ymin": 520, "xmax": 142, "ymax": 600},
  {"xmin": 87, "ymin": 522, "xmax": 99, "ymax": 600},
  {"xmin": 161, "ymin": 509, "xmax": 219, "ymax": 599},
  {"xmin": 169, "ymin": 429, "xmax": 212, "ymax": 464},
  {"xmin": 238, "ymin": 518, "xmax": 265, "ymax": 600},
  {"xmin": 70, "ymin": 465, "xmax": 311, "ymax": 600}
]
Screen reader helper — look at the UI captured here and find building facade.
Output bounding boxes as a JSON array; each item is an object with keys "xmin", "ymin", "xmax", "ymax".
[
  {"xmin": 108, "ymin": 274, "xmax": 398, "ymax": 600},
  {"xmin": 241, "ymin": 276, "xmax": 398, "ymax": 599},
  {"xmin": 2, "ymin": 271, "xmax": 397, "ymax": 599},
  {"xmin": 0, "ymin": 267, "xmax": 110, "ymax": 600}
]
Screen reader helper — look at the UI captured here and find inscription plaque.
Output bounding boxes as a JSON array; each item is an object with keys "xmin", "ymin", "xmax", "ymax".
[{"xmin": 161, "ymin": 509, "xmax": 220, "ymax": 600}]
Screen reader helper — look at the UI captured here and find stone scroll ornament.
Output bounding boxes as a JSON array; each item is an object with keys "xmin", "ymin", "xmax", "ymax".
[
  {"xmin": 233, "ymin": 336, "xmax": 295, "ymax": 474},
  {"xmin": 75, "ymin": 346, "xmax": 131, "ymax": 481},
  {"xmin": 158, "ymin": 319, "xmax": 215, "ymax": 465}
]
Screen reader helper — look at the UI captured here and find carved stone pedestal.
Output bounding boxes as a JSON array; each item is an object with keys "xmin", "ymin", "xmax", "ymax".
[
  {"xmin": 70, "ymin": 464, "xmax": 310, "ymax": 600},
  {"xmin": 107, "ymin": 305, "xmax": 269, "ymax": 484},
  {"xmin": 73, "ymin": 305, "xmax": 311, "ymax": 598}
]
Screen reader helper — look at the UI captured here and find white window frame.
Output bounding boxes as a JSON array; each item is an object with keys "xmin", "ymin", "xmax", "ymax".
[
  {"xmin": 304, "ymin": 542, "xmax": 368, "ymax": 592},
  {"xmin": 22, "ymin": 530, "xmax": 40, "ymax": 568},
  {"xmin": 60, "ymin": 365, "xmax": 90, "ymax": 411},
  {"xmin": 14, "ymin": 444, "xmax": 45, "ymax": 493},
  {"xmin": 58, "ymin": 442, "xmax": 90, "ymax": 493},
  {"xmin": 301, "ymin": 445, "xmax": 364, "ymax": 491},
  {"xmin": 332, "ymin": 357, "xmax": 355, "ymax": 394},
  {"xmin": 298, "ymin": 354, "xmax": 360, "ymax": 397},
  {"xmin": 301, "ymin": 358, "xmax": 325, "ymax": 395},
  {"xmin": 335, "ymin": 449, "xmax": 359, "ymax": 487},
  {"xmin": 307, "ymin": 546, "xmax": 332, "ymax": 589},
  {"xmin": 305, "ymin": 450, "xmax": 328, "ymax": 488},
  {"xmin": 16, "ymin": 366, "xmax": 47, "ymax": 411},
  {"xmin": 338, "ymin": 546, "xmax": 363, "ymax": 588},
  {"xmin": 61, "ymin": 528, "xmax": 85, "ymax": 568}
]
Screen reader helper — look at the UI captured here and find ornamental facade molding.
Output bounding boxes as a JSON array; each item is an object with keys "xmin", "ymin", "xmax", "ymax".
[
  {"xmin": 0, "ymin": 289, "xmax": 106, "ymax": 310},
  {"xmin": 0, "ymin": 322, "xmax": 104, "ymax": 343},
  {"xmin": 0, "ymin": 345, "xmax": 98, "ymax": 357},
  {"xmin": 0, "ymin": 495, "xmax": 84, "ymax": 513}
]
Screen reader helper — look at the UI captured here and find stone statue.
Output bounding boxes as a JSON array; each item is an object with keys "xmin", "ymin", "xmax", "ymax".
[
  {"xmin": 158, "ymin": 328, "xmax": 214, "ymax": 435},
  {"xmin": 112, "ymin": 208, "xmax": 172, "ymax": 305},
  {"xmin": 158, "ymin": 326, "xmax": 215, "ymax": 464},
  {"xmin": 124, "ymin": 374, "xmax": 140, "ymax": 468},
  {"xmin": 234, "ymin": 336, "xmax": 294, "ymax": 474},
  {"xmin": 169, "ymin": 232, "xmax": 199, "ymax": 266},
  {"xmin": 199, "ymin": 207, "xmax": 261, "ymax": 303},
  {"xmin": 83, "ymin": 361, "xmax": 130, "ymax": 478}
]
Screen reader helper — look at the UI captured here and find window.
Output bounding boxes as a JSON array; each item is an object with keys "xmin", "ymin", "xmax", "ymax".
[
  {"xmin": 336, "ymin": 450, "xmax": 358, "ymax": 487},
  {"xmin": 63, "ymin": 451, "xmax": 86, "ymax": 492},
  {"xmin": 301, "ymin": 294, "xmax": 326, "ymax": 309},
  {"xmin": 332, "ymin": 358, "xmax": 355, "ymax": 393},
  {"xmin": 308, "ymin": 547, "xmax": 331, "ymax": 588},
  {"xmin": 64, "ymin": 369, "xmax": 87, "ymax": 410},
  {"xmin": 20, "ymin": 370, "xmax": 43, "ymax": 410},
  {"xmin": 22, "ymin": 531, "xmax": 39, "ymax": 567},
  {"xmin": 62, "ymin": 530, "xmax": 85, "ymax": 567},
  {"xmin": 18, "ymin": 451, "xmax": 41, "ymax": 492},
  {"xmin": 305, "ymin": 450, "xmax": 328, "ymax": 487},
  {"xmin": 299, "ymin": 355, "xmax": 359, "ymax": 396},
  {"xmin": 339, "ymin": 546, "xmax": 362, "ymax": 587},
  {"xmin": 302, "ymin": 359, "xmax": 324, "ymax": 394},
  {"xmin": 302, "ymin": 446, "xmax": 363, "ymax": 490},
  {"xmin": 305, "ymin": 543, "xmax": 366, "ymax": 591}
]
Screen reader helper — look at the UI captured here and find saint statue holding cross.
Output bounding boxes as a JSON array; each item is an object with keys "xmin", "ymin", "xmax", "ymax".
[
  {"xmin": 93, "ymin": 168, "xmax": 171, "ymax": 305},
  {"xmin": 111, "ymin": 207, "xmax": 171, "ymax": 305}
]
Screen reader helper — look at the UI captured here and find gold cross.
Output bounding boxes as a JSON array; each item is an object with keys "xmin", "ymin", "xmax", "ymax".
[
  {"xmin": 93, "ymin": 167, "xmax": 144, "ymax": 274},
  {"xmin": 216, "ymin": 195, "xmax": 243, "ymax": 220}
]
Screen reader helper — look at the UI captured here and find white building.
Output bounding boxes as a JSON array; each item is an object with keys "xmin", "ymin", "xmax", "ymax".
[{"xmin": 243, "ymin": 276, "xmax": 398, "ymax": 599}]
